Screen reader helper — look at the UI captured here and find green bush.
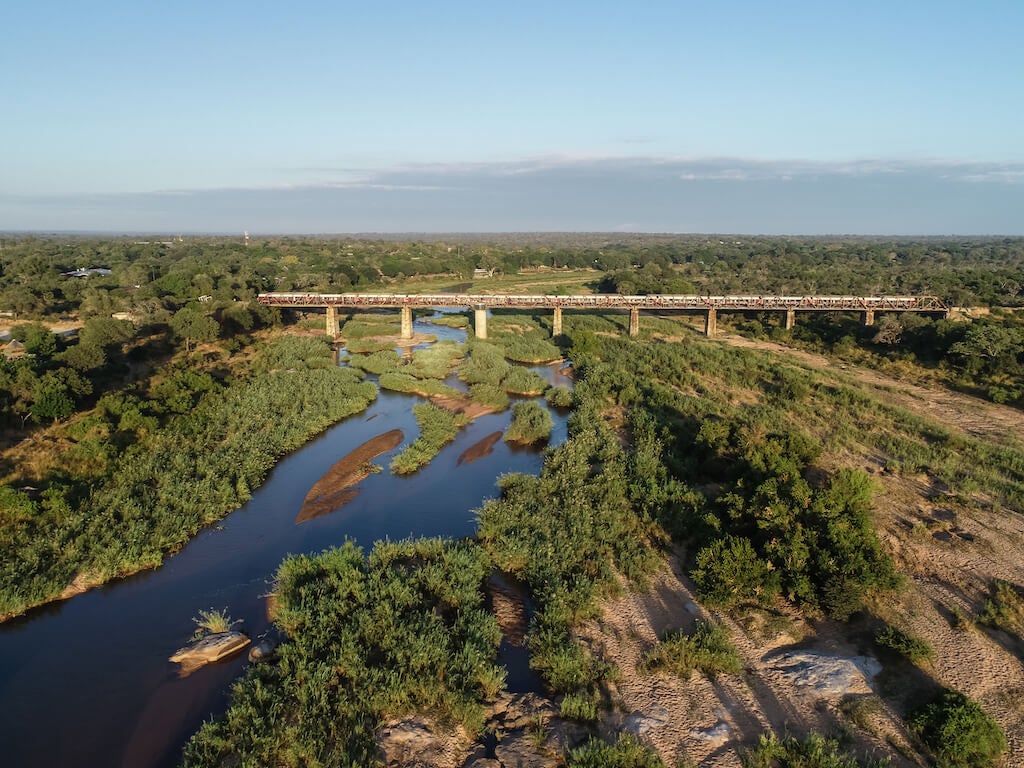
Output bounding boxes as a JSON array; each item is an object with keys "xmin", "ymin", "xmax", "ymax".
[
  {"xmin": 545, "ymin": 384, "xmax": 574, "ymax": 408},
  {"xmin": 184, "ymin": 539, "xmax": 503, "ymax": 766},
  {"xmin": 692, "ymin": 536, "xmax": 780, "ymax": 609},
  {"xmin": 642, "ymin": 620, "xmax": 742, "ymax": 680},
  {"xmin": 469, "ymin": 383, "xmax": 510, "ymax": 411},
  {"xmin": 567, "ymin": 734, "xmax": 667, "ymax": 768},
  {"xmin": 874, "ymin": 625, "xmax": 934, "ymax": 665},
  {"xmin": 501, "ymin": 366, "xmax": 549, "ymax": 395},
  {"xmin": 505, "ymin": 401, "xmax": 554, "ymax": 444},
  {"xmin": 744, "ymin": 732, "xmax": 888, "ymax": 768},
  {"xmin": 978, "ymin": 579, "xmax": 1024, "ymax": 637},
  {"xmin": 560, "ymin": 693, "xmax": 600, "ymax": 722},
  {"xmin": 390, "ymin": 403, "xmax": 468, "ymax": 475},
  {"xmin": 347, "ymin": 349, "xmax": 401, "ymax": 374},
  {"xmin": 911, "ymin": 690, "xmax": 1006, "ymax": 768}
]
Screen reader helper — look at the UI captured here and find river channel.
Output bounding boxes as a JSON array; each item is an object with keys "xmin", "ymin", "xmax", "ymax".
[{"xmin": 0, "ymin": 315, "xmax": 571, "ymax": 768}]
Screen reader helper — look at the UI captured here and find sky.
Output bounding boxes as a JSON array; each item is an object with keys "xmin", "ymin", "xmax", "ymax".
[{"xmin": 2, "ymin": 0, "xmax": 1022, "ymax": 234}]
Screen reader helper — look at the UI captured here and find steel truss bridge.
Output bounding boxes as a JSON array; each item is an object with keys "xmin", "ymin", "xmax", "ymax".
[{"xmin": 257, "ymin": 293, "xmax": 949, "ymax": 339}]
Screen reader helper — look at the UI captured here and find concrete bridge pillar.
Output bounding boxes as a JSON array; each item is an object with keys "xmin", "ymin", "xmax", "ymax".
[
  {"xmin": 473, "ymin": 305, "xmax": 488, "ymax": 339},
  {"xmin": 325, "ymin": 305, "xmax": 338, "ymax": 336},
  {"xmin": 705, "ymin": 308, "xmax": 717, "ymax": 337},
  {"xmin": 863, "ymin": 309, "xmax": 875, "ymax": 326},
  {"xmin": 628, "ymin": 307, "xmax": 639, "ymax": 337},
  {"xmin": 400, "ymin": 306, "xmax": 413, "ymax": 340},
  {"xmin": 552, "ymin": 306, "xmax": 562, "ymax": 337},
  {"xmin": 784, "ymin": 308, "xmax": 795, "ymax": 330}
]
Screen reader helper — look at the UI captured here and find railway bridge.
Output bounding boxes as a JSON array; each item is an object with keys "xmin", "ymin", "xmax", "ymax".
[{"xmin": 256, "ymin": 293, "xmax": 949, "ymax": 340}]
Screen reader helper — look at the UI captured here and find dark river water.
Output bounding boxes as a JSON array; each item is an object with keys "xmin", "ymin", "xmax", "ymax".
[{"xmin": 0, "ymin": 315, "xmax": 570, "ymax": 768}]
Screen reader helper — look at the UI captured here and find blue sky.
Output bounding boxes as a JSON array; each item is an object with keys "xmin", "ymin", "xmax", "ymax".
[{"xmin": 2, "ymin": 1, "xmax": 1022, "ymax": 233}]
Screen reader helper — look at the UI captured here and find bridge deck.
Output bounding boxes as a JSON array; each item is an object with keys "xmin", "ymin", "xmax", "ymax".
[{"xmin": 257, "ymin": 293, "xmax": 947, "ymax": 312}]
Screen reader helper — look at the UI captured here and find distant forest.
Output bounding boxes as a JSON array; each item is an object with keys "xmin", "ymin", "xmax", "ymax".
[{"xmin": 2, "ymin": 234, "xmax": 1023, "ymax": 319}]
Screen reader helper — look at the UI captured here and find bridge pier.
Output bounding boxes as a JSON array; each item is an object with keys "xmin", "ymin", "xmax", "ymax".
[
  {"xmin": 400, "ymin": 306, "xmax": 413, "ymax": 340},
  {"xmin": 552, "ymin": 306, "xmax": 562, "ymax": 337},
  {"xmin": 473, "ymin": 306, "xmax": 488, "ymax": 340},
  {"xmin": 784, "ymin": 308, "xmax": 795, "ymax": 330},
  {"xmin": 705, "ymin": 308, "xmax": 717, "ymax": 337},
  {"xmin": 628, "ymin": 307, "xmax": 639, "ymax": 337},
  {"xmin": 325, "ymin": 305, "xmax": 338, "ymax": 336},
  {"xmin": 863, "ymin": 310, "xmax": 875, "ymax": 326}
]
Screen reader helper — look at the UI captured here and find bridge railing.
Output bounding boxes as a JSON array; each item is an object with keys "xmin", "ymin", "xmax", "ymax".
[{"xmin": 257, "ymin": 293, "xmax": 947, "ymax": 312}]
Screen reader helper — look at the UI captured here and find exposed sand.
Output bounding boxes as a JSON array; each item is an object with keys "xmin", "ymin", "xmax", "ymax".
[
  {"xmin": 295, "ymin": 429, "xmax": 403, "ymax": 523},
  {"xmin": 457, "ymin": 431, "xmax": 503, "ymax": 467}
]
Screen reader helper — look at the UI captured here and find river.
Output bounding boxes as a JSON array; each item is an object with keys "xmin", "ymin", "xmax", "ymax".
[{"xmin": 0, "ymin": 315, "xmax": 570, "ymax": 768}]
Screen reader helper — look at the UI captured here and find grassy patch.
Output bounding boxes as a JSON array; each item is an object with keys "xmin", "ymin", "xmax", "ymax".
[
  {"xmin": 910, "ymin": 690, "xmax": 1006, "ymax": 768},
  {"xmin": 390, "ymin": 403, "xmax": 469, "ymax": 475},
  {"xmin": 504, "ymin": 401, "xmax": 554, "ymax": 445},
  {"xmin": 641, "ymin": 620, "xmax": 743, "ymax": 680}
]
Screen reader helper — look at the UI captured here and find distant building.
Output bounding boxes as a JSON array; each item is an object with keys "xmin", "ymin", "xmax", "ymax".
[
  {"xmin": 62, "ymin": 267, "xmax": 113, "ymax": 278},
  {"xmin": 473, "ymin": 268, "xmax": 494, "ymax": 279},
  {"xmin": 3, "ymin": 339, "xmax": 26, "ymax": 359}
]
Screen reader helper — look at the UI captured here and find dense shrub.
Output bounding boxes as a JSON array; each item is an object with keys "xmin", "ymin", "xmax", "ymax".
[
  {"xmin": 505, "ymin": 401, "xmax": 554, "ymax": 444},
  {"xmin": 641, "ymin": 620, "xmax": 742, "ymax": 680},
  {"xmin": 567, "ymin": 734, "xmax": 666, "ymax": 768},
  {"xmin": 390, "ymin": 403, "xmax": 468, "ymax": 475},
  {"xmin": 745, "ymin": 732, "xmax": 888, "ymax": 768},
  {"xmin": 184, "ymin": 539, "xmax": 503, "ymax": 766},
  {"xmin": 875, "ymin": 625, "xmax": 935, "ymax": 665},
  {"xmin": 911, "ymin": 690, "xmax": 1006, "ymax": 768}
]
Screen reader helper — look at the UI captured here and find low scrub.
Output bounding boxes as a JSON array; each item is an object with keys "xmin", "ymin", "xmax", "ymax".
[
  {"xmin": 545, "ymin": 384, "xmax": 573, "ymax": 408},
  {"xmin": 501, "ymin": 366, "xmax": 549, "ymax": 395},
  {"xmin": 378, "ymin": 372, "xmax": 463, "ymax": 399},
  {"xmin": 347, "ymin": 349, "xmax": 401, "ymax": 374},
  {"xmin": 390, "ymin": 403, "xmax": 469, "ymax": 475},
  {"xmin": 469, "ymin": 383, "xmax": 510, "ymax": 411},
  {"xmin": 567, "ymin": 734, "xmax": 666, "ymax": 768},
  {"xmin": 183, "ymin": 539, "xmax": 503, "ymax": 766},
  {"xmin": 874, "ymin": 624, "xmax": 934, "ymax": 665},
  {"xmin": 504, "ymin": 401, "xmax": 554, "ymax": 445},
  {"xmin": 978, "ymin": 579, "xmax": 1024, "ymax": 637},
  {"xmin": 641, "ymin": 620, "xmax": 742, "ymax": 680},
  {"xmin": 911, "ymin": 690, "xmax": 1006, "ymax": 768},
  {"xmin": 744, "ymin": 732, "xmax": 889, "ymax": 768}
]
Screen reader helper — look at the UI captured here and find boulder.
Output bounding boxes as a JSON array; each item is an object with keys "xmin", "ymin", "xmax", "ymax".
[
  {"xmin": 170, "ymin": 631, "xmax": 250, "ymax": 672},
  {"xmin": 769, "ymin": 651, "xmax": 881, "ymax": 698}
]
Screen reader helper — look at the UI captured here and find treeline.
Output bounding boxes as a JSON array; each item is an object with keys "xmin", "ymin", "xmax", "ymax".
[
  {"xmin": 0, "ymin": 336, "xmax": 377, "ymax": 619},
  {"xmin": 2, "ymin": 235, "xmax": 1023, "ymax": 324}
]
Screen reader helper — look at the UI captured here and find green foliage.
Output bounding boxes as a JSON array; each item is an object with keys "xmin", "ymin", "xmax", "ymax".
[
  {"xmin": 911, "ymin": 690, "xmax": 1006, "ymax": 768},
  {"xmin": 500, "ymin": 365, "xmax": 549, "ymax": 395},
  {"xmin": 693, "ymin": 536, "xmax": 781, "ymax": 609},
  {"xmin": 479, "ymin": 415, "xmax": 661, "ymax": 695},
  {"xmin": 347, "ymin": 348, "xmax": 402, "ymax": 375},
  {"xmin": 545, "ymin": 384, "xmax": 574, "ymax": 408},
  {"xmin": 978, "ymin": 579, "xmax": 1024, "ymax": 637},
  {"xmin": 250, "ymin": 334, "xmax": 335, "ymax": 372},
  {"xmin": 405, "ymin": 340, "xmax": 463, "ymax": 379},
  {"xmin": 390, "ymin": 403, "xmax": 469, "ymax": 475},
  {"xmin": 0, "ymin": 337, "xmax": 376, "ymax": 619},
  {"xmin": 184, "ymin": 538, "xmax": 503, "ymax": 767},
  {"xmin": 642, "ymin": 620, "xmax": 742, "ymax": 680},
  {"xmin": 560, "ymin": 693, "xmax": 600, "ymax": 722},
  {"xmin": 170, "ymin": 304, "xmax": 220, "ymax": 352},
  {"xmin": 469, "ymin": 383, "xmax": 510, "ymax": 410},
  {"xmin": 378, "ymin": 371, "xmax": 464, "ymax": 399},
  {"xmin": 874, "ymin": 625, "xmax": 934, "ymax": 665},
  {"xmin": 459, "ymin": 341, "xmax": 510, "ymax": 386},
  {"xmin": 744, "ymin": 732, "xmax": 889, "ymax": 768},
  {"xmin": 567, "ymin": 734, "xmax": 667, "ymax": 768},
  {"xmin": 344, "ymin": 337, "xmax": 397, "ymax": 354},
  {"xmin": 505, "ymin": 400, "xmax": 554, "ymax": 444},
  {"xmin": 192, "ymin": 608, "xmax": 242, "ymax": 639}
]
